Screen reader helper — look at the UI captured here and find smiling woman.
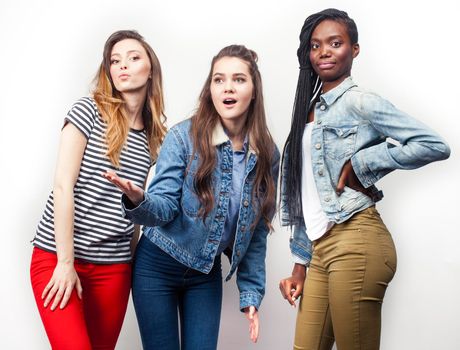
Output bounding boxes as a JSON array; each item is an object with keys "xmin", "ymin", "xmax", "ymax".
[
  {"xmin": 279, "ymin": 8, "xmax": 450, "ymax": 350},
  {"xmin": 29, "ymin": 30, "xmax": 166, "ymax": 349}
]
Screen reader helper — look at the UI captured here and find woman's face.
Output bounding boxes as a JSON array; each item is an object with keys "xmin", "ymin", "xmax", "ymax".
[
  {"xmin": 109, "ymin": 38, "xmax": 151, "ymax": 96},
  {"xmin": 210, "ymin": 56, "xmax": 254, "ymax": 126},
  {"xmin": 309, "ymin": 19, "xmax": 359, "ymax": 92}
]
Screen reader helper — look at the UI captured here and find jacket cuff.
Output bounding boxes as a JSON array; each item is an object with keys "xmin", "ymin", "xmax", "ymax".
[
  {"xmin": 239, "ymin": 291, "xmax": 263, "ymax": 311},
  {"xmin": 351, "ymin": 151, "xmax": 378, "ymax": 188},
  {"xmin": 292, "ymin": 253, "xmax": 309, "ymax": 266},
  {"xmin": 121, "ymin": 193, "xmax": 147, "ymax": 219}
]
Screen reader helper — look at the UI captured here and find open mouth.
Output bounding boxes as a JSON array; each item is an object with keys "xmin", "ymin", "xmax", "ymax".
[{"xmin": 223, "ymin": 98, "xmax": 237, "ymax": 105}]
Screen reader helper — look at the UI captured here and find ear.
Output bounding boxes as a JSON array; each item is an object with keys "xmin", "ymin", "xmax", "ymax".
[{"xmin": 352, "ymin": 43, "xmax": 360, "ymax": 58}]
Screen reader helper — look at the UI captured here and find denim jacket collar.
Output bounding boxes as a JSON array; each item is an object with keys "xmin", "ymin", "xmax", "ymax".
[
  {"xmin": 211, "ymin": 119, "xmax": 256, "ymax": 155},
  {"xmin": 320, "ymin": 76, "xmax": 357, "ymax": 107}
]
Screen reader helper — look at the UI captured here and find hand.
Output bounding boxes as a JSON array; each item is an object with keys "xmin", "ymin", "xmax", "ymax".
[
  {"xmin": 102, "ymin": 170, "xmax": 144, "ymax": 206},
  {"xmin": 243, "ymin": 306, "xmax": 259, "ymax": 343},
  {"xmin": 42, "ymin": 262, "xmax": 82, "ymax": 311},
  {"xmin": 336, "ymin": 160, "xmax": 372, "ymax": 197},
  {"xmin": 279, "ymin": 263, "xmax": 306, "ymax": 307}
]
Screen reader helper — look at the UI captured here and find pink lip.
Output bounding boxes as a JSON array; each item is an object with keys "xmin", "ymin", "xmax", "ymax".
[
  {"xmin": 318, "ymin": 62, "xmax": 335, "ymax": 69},
  {"xmin": 223, "ymin": 102, "xmax": 237, "ymax": 109},
  {"xmin": 119, "ymin": 74, "xmax": 130, "ymax": 79},
  {"xmin": 222, "ymin": 98, "xmax": 237, "ymax": 108}
]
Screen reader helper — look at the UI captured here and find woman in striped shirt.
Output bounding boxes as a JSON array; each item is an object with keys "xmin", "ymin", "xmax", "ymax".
[{"xmin": 30, "ymin": 30, "xmax": 166, "ymax": 349}]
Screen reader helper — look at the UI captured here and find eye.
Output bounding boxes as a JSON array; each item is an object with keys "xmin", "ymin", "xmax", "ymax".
[
  {"xmin": 110, "ymin": 59, "xmax": 119, "ymax": 65},
  {"xmin": 331, "ymin": 41, "xmax": 342, "ymax": 48},
  {"xmin": 310, "ymin": 43, "xmax": 320, "ymax": 50},
  {"xmin": 235, "ymin": 77, "xmax": 246, "ymax": 83},
  {"xmin": 213, "ymin": 78, "xmax": 223, "ymax": 84},
  {"xmin": 130, "ymin": 56, "xmax": 140, "ymax": 61}
]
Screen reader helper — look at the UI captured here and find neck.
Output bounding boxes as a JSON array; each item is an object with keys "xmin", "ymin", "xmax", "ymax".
[
  {"xmin": 220, "ymin": 116, "xmax": 247, "ymax": 151},
  {"xmin": 321, "ymin": 74, "xmax": 350, "ymax": 94},
  {"xmin": 121, "ymin": 89, "xmax": 147, "ymax": 129}
]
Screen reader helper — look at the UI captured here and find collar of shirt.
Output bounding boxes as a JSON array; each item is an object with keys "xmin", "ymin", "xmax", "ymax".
[
  {"xmin": 211, "ymin": 119, "xmax": 254, "ymax": 155},
  {"xmin": 320, "ymin": 76, "xmax": 357, "ymax": 107}
]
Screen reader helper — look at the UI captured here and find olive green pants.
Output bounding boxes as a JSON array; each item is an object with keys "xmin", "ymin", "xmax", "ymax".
[{"xmin": 294, "ymin": 206, "xmax": 397, "ymax": 350}]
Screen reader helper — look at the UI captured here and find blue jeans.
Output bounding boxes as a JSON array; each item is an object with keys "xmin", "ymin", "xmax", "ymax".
[{"xmin": 132, "ymin": 235, "xmax": 223, "ymax": 350}]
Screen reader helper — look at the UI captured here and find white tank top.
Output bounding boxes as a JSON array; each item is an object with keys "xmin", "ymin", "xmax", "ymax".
[{"xmin": 301, "ymin": 123, "xmax": 334, "ymax": 241}]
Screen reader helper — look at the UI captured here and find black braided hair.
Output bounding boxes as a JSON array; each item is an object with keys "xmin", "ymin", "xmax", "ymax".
[{"xmin": 281, "ymin": 8, "xmax": 359, "ymax": 226}]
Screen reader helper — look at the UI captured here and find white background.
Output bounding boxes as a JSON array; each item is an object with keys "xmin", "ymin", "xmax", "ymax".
[{"xmin": 1, "ymin": 0, "xmax": 459, "ymax": 349}]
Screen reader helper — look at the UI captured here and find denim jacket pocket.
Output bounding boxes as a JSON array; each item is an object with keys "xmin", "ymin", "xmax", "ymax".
[{"xmin": 323, "ymin": 125, "xmax": 358, "ymax": 160}]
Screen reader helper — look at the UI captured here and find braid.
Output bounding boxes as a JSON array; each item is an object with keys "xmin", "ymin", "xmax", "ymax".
[{"xmin": 281, "ymin": 8, "xmax": 358, "ymax": 226}]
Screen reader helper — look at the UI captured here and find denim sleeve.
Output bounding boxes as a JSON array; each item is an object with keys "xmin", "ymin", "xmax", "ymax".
[
  {"xmin": 236, "ymin": 147, "xmax": 280, "ymax": 311},
  {"xmin": 237, "ymin": 219, "xmax": 268, "ymax": 311},
  {"xmin": 289, "ymin": 221, "xmax": 312, "ymax": 266},
  {"xmin": 351, "ymin": 92, "xmax": 451, "ymax": 188},
  {"xmin": 122, "ymin": 127, "xmax": 186, "ymax": 226}
]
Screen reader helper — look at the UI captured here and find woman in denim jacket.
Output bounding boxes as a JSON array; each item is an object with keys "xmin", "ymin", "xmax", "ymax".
[
  {"xmin": 104, "ymin": 45, "xmax": 279, "ymax": 349},
  {"xmin": 278, "ymin": 8, "xmax": 450, "ymax": 350}
]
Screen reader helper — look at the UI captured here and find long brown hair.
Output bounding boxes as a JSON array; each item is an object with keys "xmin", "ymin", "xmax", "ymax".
[
  {"xmin": 93, "ymin": 30, "xmax": 166, "ymax": 167},
  {"xmin": 190, "ymin": 45, "xmax": 276, "ymax": 229}
]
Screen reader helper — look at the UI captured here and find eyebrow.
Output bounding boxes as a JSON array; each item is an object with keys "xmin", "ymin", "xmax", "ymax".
[
  {"xmin": 212, "ymin": 72, "xmax": 248, "ymax": 77},
  {"xmin": 111, "ymin": 50, "xmax": 142, "ymax": 57},
  {"xmin": 311, "ymin": 34, "xmax": 344, "ymax": 41}
]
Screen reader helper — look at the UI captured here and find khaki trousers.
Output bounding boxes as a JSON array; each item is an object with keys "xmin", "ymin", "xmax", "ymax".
[{"xmin": 294, "ymin": 206, "xmax": 397, "ymax": 350}]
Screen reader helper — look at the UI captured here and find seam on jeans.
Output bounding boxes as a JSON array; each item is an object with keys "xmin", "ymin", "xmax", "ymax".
[
  {"xmin": 357, "ymin": 227, "xmax": 366, "ymax": 350},
  {"xmin": 318, "ymin": 303, "xmax": 330, "ymax": 350}
]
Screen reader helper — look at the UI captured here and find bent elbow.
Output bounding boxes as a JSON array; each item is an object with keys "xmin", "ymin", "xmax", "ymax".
[
  {"xmin": 434, "ymin": 140, "xmax": 451, "ymax": 161},
  {"xmin": 440, "ymin": 142, "xmax": 451, "ymax": 160}
]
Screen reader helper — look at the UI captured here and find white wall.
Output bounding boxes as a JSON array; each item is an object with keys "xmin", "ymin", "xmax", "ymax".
[{"xmin": 1, "ymin": 0, "xmax": 459, "ymax": 349}]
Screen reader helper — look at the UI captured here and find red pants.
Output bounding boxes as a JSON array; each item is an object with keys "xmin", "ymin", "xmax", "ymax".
[{"xmin": 30, "ymin": 247, "xmax": 132, "ymax": 350}]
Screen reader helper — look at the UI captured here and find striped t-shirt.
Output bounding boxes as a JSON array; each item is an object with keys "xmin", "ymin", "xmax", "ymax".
[{"xmin": 32, "ymin": 97, "xmax": 152, "ymax": 263}]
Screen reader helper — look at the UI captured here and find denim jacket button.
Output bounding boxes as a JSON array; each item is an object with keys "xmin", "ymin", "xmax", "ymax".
[
  {"xmin": 324, "ymin": 197, "xmax": 330, "ymax": 202},
  {"xmin": 240, "ymin": 225, "xmax": 246, "ymax": 232},
  {"xmin": 318, "ymin": 169, "xmax": 324, "ymax": 176},
  {"xmin": 243, "ymin": 200, "xmax": 249, "ymax": 207},
  {"xmin": 335, "ymin": 214, "xmax": 340, "ymax": 220},
  {"xmin": 315, "ymin": 143, "xmax": 321, "ymax": 150},
  {"xmin": 236, "ymin": 250, "xmax": 241, "ymax": 256},
  {"xmin": 317, "ymin": 120, "xmax": 322, "ymax": 125},
  {"xmin": 320, "ymin": 104, "xmax": 326, "ymax": 111}
]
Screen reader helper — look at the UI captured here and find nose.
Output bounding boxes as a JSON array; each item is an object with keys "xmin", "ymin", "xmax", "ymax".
[
  {"xmin": 120, "ymin": 58, "xmax": 128, "ymax": 70},
  {"xmin": 224, "ymin": 80, "xmax": 234, "ymax": 93},
  {"xmin": 319, "ymin": 46, "xmax": 331, "ymax": 58}
]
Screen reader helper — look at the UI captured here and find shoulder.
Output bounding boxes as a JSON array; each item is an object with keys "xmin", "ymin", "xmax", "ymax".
[
  {"xmin": 344, "ymin": 85, "xmax": 392, "ymax": 114},
  {"xmin": 64, "ymin": 97, "xmax": 100, "ymax": 138},
  {"xmin": 163, "ymin": 118, "xmax": 193, "ymax": 151},
  {"xmin": 69, "ymin": 97, "xmax": 99, "ymax": 117}
]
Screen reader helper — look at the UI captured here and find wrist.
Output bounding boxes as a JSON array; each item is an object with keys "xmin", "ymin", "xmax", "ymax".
[
  {"xmin": 132, "ymin": 192, "xmax": 144, "ymax": 206},
  {"xmin": 57, "ymin": 257, "xmax": 74, "ymax": 265},
  {"xmin": 292, "ymin": 263, "xmax": 306, "ymax": 278}
]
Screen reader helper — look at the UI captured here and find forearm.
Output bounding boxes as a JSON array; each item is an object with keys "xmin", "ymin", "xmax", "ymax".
[
  {"xmin": 352, "ymin": 93, "xmax": 451, "ymax": 187},
  {"xmin": 53, "ymin": 186, "xmax": 75, "ymax": 264},
  {"xmin": 122, "ymin": 192, "xmax": 179, "ymax": 227},
  {"xmin": 291, "ymin": 263, "xmax": 306, "ymax": 278},
  {"xmin": 237, "ymin": 222, "xmax": 268, "ymax": 310}
]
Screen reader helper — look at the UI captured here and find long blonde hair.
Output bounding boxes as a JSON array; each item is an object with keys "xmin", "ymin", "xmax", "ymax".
[{"xmin": 93, "ymin": 30, "xmax": 166, "ymax": 167}]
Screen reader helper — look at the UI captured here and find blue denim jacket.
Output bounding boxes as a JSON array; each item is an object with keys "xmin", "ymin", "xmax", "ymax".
[
  {"xmin": 123, "ymin": 118, "xmax": 280, "ymax": 310},
  {"xmin": 282, "ymin": 77, "xmax": 451, "ymax": 265}
]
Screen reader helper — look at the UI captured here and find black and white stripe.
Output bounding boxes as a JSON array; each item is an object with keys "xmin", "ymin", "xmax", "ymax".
[{"xmin": 33, "ymin": 97, "xmax": 152, "ymax": 263}]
